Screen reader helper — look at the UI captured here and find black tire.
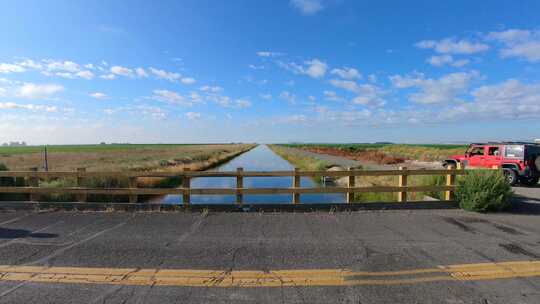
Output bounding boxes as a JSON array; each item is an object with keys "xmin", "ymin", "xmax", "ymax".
[
  {"xmin": 503, "ymin": 169, "xmax": 518, "ymax": 186},
  {"xmin": 443, "ymin": 161, "xmax": 457, "ymax": 169},
  {"xmin": 522, "ymin": 176, "xmax": 539, "ymax": 186},
  {"xmin": 535, "ymin": 156, "xmax": 540, "ymax": 171}
]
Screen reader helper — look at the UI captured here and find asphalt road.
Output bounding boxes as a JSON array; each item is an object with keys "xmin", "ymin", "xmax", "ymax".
[{"xmin": 0, "ymin": 205, "xmax": 538, "ymax": 303}]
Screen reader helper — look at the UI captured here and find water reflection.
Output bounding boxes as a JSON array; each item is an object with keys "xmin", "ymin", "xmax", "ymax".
[{"xmin": 161, "ymin": 145, "xmax": 345, "ymax": 204}]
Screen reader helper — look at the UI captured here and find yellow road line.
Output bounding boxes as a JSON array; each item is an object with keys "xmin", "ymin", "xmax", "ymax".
[{"xmin": 0, "ymin": 260, "xmax": 539, "ymax": 287}]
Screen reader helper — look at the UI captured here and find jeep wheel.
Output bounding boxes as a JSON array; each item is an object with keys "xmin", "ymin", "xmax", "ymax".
[
  {"xmin": 503, "ymin": 169, "xmax": 518, "ymax": 186},
  {"xmin": 522, "ymin": 176, "xmax": 540, "ymax": 187}
]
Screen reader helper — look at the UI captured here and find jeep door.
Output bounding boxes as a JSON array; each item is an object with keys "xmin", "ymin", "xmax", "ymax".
[
  {"xmin": 484, "ymin": 145, "xmax": 502, "ymax": 168},
  {"xmin": 467, "ymin": 145, "xmax": 486, "ymax": 167}
]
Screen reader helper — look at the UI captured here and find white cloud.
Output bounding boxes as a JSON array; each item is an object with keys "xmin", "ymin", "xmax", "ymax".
[
  {"xmin": 279, "ymin": 91, "xmax": 296, "ymax": 104},
  {"xmin": 283, "ymin": 114, "xmax": 308, "ymax": 123},
  {"xmin": 278, "ymin": 58, "xmax": 327, "ymax": 78},
  {"xmin": 259, "ymin": 93, "xmax": 272, "ymax": 100},
  {"xmin": 323, "ymin": 90, "xmax": 344, "ymax": 102},
  {"xmin": 84, "ymin": 63, "xmax": 95, "ymax": 70},
  {"xmin": 235, "ymin": 99, "xmax": 252, "ymax": 108},
  {"xmin": 415, "ymin": 38, "xmax": 489, "ymax": 54},
  {"xmin": 136, "ymin": 105, "xmax": 166, "ymax": 119},
  {"xmin": 368, "ymin": 74, "xmax": 377, "ymax": 83},
  {"xmin": 329, "ymin": 79, "xmax": 387, "ymax": 107},
  {"xmin": 0, "ymin": 102, "xmax": 57, "ymax": 112},
  {"xmin": 90, "ymin": 92, "xmax": 107, "ymax": 100},
  {"xmin": 16, "ymin": 83, "xmax": 64, "ymax": 99},
  {"xmin": 110, "ymin": 66, "xmax": 134, "ymax": 77},
  {"xmin": 249, "ymin": 64, "xmax": 265, "ymax": 70},
  {"xmin": 0, "ymin": 63, "xmax": 25, "ymax": 74},
  {"xmin": 199, "ymin": 85, "xmax": 223, "ymax": 93},
  {"xmin": 100, "ymin": 74, "xmax": 116, "ymax": 80},
  {"xmin": 45, "ymin": 60, "xmax": 81, "ymax": 73},
  {"xmin": 304, "ymin": 59, "xmax": 327, "ymax": 78},
  {"xmin": 76, "ymin": 70, "xmax": 95, "ymax": 80},
  {"xmin": 205, "ymin": 94, "xmax": 251, "ymax": 109},
  {"xmin": 256, "ymin": 51, "xmax": 282, "ymax": 57},
  {"xmin": 390, "ymin": 71, "xmax": 480, "ymax": 104},
  {"xmin": 329, "ymin": 79, "xmax": 360, "ymax": 92},
  {"xmin": 18, "ymin": 59, "xmax": 42, "ymax": 70},
  {"xmin": 486, "ymin": 29, "xmax": 540, "ymax": 62},
  {"xmin": 180, "ymin": 77, "xmax": 196, "ymax": 85},
  {"xmin": 468, "ymin": 79, "xmax": 540, "ymax": 118},
  {"xmin": 330, "ymin": 67, "xmax": 361, "ymax": 80},
  {"xmin": 152, "ymin": 89, "xmax": 193, "ymax": 106},
  {"xmin": 290, "ymin": 0, "xmax": 323, "ymax": 15},
  {"xmin": 427, "ymin": 55, "xmax": 469, "ymax": 67},
  {"xmin": 185, "ymin": 112, "xmax": 201, "ymax": 120},
  {"xmin": 136, "ymin": 67, "xmax": 148, "ymax": 78},
  {"xmin": 149, "ymin": 67, "xmax": 181, "ymax": 82}
]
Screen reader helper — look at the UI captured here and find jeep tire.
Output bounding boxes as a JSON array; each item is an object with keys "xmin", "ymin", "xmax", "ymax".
[{"xmin": 503, "ymin": 169, "xmax": 518, "ymax": 186}]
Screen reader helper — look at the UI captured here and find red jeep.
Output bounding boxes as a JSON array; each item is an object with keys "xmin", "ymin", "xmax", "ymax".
[{"xmin": 443, "ymin": 142, "xmax": 540, "ymax": 186}]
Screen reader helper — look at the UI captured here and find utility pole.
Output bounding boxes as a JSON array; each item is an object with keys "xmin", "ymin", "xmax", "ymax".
[{"xmin": 43, "ymin": 146, "xmax": 49, "ymax": 171}]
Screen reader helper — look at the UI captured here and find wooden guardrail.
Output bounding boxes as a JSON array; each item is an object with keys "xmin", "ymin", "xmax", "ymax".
[{"xmin": 0, "ymin": 164, "xmax": 465, "ymax": 205}]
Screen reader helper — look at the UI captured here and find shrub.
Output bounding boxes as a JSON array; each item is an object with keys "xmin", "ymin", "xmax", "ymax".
[{"xmin": 455, "ymin": 170, "xmax": 513, "ymax": 212}]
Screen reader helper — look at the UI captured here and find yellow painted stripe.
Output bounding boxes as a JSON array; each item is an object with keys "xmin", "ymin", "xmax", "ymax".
[{"xmin": 0, "ymin": 260, "xmax": 538, "ymax": 287}]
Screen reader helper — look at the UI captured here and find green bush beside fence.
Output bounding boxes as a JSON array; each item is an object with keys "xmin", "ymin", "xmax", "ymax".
[{"xmin": 455, "ymin": 170, "xmax": 513, "ymax": 212}]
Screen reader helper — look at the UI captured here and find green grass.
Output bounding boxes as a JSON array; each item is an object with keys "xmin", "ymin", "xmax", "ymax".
[
  {"xmin": 268, "ymin": 145, "xmax": 330, "ymax": 185},
  {"xmin": 281, "ymin": 143, "xmax": 467, "ymax": 162},
  {"xmin": 0, "ymin": 144, "xmax": 218, "ymax": 155}
]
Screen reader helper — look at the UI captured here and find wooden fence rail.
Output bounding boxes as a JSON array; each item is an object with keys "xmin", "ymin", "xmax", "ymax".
[{"xmin": 0, "ymin": 165, "xmax": 465, "ymax": 206}]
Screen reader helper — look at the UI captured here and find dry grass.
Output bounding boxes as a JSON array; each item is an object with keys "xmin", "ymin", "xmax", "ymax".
[{"xmin": 0, "ymin": 144, "xmax": 255, "ymax": 172}]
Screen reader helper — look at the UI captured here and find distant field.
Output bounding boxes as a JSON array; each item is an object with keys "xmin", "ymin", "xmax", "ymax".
[
  {"xmin": 281, "ymin": 143, "xmax": 467, "ymax": 162},
  {"xmin": 0, "ymin": 144, "xmax": 226, "ymax": 155},
  {"xmin": 0, "ymin": 144, "xmax": 255, "ymax": 172}
]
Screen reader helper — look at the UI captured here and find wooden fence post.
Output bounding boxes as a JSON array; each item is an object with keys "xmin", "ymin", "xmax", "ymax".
[
  {"xmin": 397, "ymin": 166, "xmax": 407, "ymax": 203},
  {"xmin": 292, "ymin": 168, "xmax": 300, "ymax": 204},
  {"xmin": 236, "ymin": 167, "xmax": 243, "ymax": 205},
  {"xmin": 347, "ymin": 167, "xmax": 355, "ymax": 203},
  {"xmin": 28, "ymin": 167, "xmax": 39, "ymax": 202},
  {"xmin": 445, "ymin": 163, "xmax": 460, "ymax": 201},
  {"xmin": 128, "ymin": 176, "xmax": 138, "ymax": 203},
  {"xmin": 182, "ymin": 168, "xmax": 191, "ymax": 207},
  {"xmin": 76, "ymin": 168, "xmax": 87, "ymax": 202}
]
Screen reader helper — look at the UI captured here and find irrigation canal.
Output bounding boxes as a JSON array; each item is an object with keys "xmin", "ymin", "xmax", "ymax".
[{"xmin": 160, "ymin": 144, "xmax": 345, "ymax": 204}]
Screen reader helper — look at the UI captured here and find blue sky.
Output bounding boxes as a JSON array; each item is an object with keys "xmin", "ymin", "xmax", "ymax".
[{"xmin": 1, "ymin": 0, "xmax": 539, "ymax": 144}]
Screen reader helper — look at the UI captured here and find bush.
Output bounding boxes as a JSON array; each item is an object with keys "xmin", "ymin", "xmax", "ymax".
[{"xmin": 455, "ymin": 170, "xmax": 513, "ymax": 212}]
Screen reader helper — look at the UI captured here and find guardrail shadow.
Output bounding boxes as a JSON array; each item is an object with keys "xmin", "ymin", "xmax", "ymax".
[
  {"xmin": 507, "ymin": 195, "xmax": 540, "ymax": 215},
  {"xmin": 0, "ymin": 227, "xmax": 58, "ymax": 239}
]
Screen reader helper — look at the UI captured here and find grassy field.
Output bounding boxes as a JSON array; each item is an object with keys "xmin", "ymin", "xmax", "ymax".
[
  {"xmin": 0, "ymin": 144, "xmax": 255, "ymax": 172},
  {"xmin": 270, "ymin": 145, "xmax": 446, "ymax": 202},
  {"xmin": 281, "ymin": 143, "xmax": 467, "ymax": 163}
]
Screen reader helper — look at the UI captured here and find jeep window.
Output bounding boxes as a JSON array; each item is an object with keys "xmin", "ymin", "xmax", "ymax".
[
  {"xmin": 488, "ymin": 146, "xmax": 500, "ymax": 156},
  {"xmin": 505, "ymin": 145, "xmax": 524, "ymax": 158},
  {"xmin": 469, "ymin": 146, "xmax": 484, "ymax": 156}
]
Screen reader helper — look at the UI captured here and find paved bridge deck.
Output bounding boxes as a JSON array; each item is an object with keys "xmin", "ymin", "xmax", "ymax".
[{"xmin": 0, "ymin": 200, "xmax": 539, "ymax": 303}]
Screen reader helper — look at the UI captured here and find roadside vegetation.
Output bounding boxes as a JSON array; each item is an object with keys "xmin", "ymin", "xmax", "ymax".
[
  {"xmin": 0, "ymin": 144, "xmax": 256, "ymax": 203},
  {"xmin": 0, "ymin": 144, "xmax": 255, "ymax": 172},
  {"xmin": 281, "ymin": 143, "xmax": 466, "ymax": 164},
  {"xmin": 271, "ymin": 145, "xmax": 459, "ymax": 203},
  {"xmin": 456, "ymin": 170, "xmax": 513, "ymax": 212}
]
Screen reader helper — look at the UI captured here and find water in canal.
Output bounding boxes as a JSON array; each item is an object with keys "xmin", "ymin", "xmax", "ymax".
[{"xmin": 161, "ymin": 145, "xmax": 345, "ymax": 204}]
